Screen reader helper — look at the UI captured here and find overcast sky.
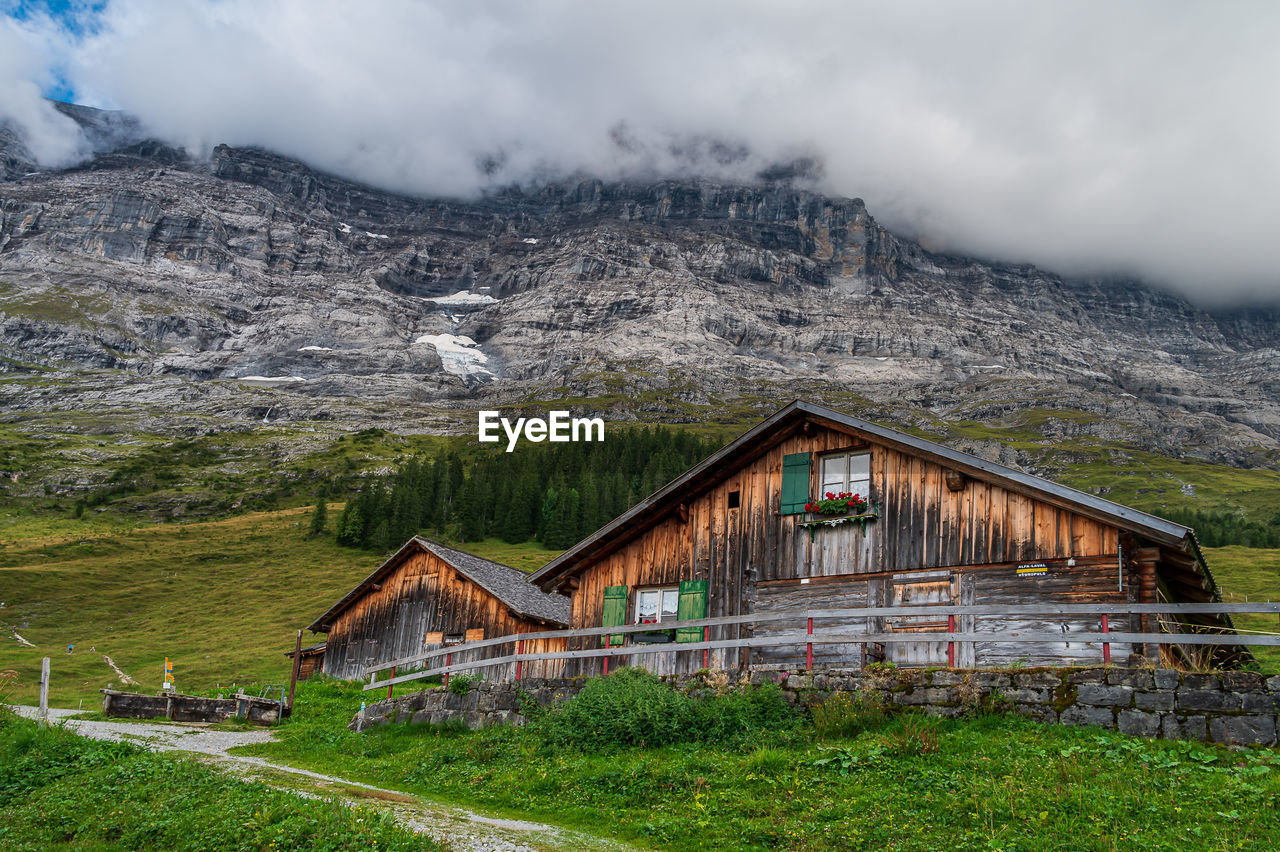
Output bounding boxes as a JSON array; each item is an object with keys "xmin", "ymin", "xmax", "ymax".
[{"xmin": 2, "ymin": 1, "xmax": 1279, "ymax": 304}]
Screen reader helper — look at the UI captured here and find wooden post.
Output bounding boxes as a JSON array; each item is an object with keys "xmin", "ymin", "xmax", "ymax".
[
  {"xmin": 603, "ymin": 634, "xmax": 610, "ymax": 677},
  {"xmin": 515, "ymin": 638, "xmax": 525, "ymax": 681},
  {"xmin": 1137, "ymin": 548, "xmax": 1160, "ymax": 662},
  {"xmin": 287, "ymin": 629, "xmax": 303, "ymax": 711},
  {"xmin": 703, "ymin": 626, "xmax": 710, "ymax": 669},
  {"xmin": 947, "ymin": 614, "xmax": 956, "ymax": 668},
  {"xmin": 387, "ymin": 666, "xmax": 395, "ymax": 699},
  {"xmin": 806, "ymin": 617, "xmax": 814, "ymax": 671},
  {"xmin": 443, "ymin": 653, "xmax": 451, "ymax": 689},
  {"xmin": 38, "ymin": 657, "xmax": 49, "ymax": 727},
  {"xmin": 1101, "ymin": 614, "xmax": 1111, "ymax": 663}
]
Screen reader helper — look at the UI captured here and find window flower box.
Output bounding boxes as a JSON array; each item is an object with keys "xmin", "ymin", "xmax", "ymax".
[{"xmin": 797, "ymin": 491, "xmax": 879, "ymax": 539}]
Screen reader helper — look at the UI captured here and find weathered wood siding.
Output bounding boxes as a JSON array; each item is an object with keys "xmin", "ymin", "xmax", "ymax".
[
  {"xmin": 564, "ymin": 422, "xmax": 1128, "ymax": 674},
  {"xmin": 294, "ymin": 652, "xmax": 323, "ymax": 681},
  {"xmin": 324, "ymin": 549, "xmax": 565, "ymax": 680}
]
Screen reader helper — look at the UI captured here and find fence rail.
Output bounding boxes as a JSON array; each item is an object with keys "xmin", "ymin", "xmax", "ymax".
[{"xmin": 361, "ymin": 602, "xmax": 1280, "ymax": 692}]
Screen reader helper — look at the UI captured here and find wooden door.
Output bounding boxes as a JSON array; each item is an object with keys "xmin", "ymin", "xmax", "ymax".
[{"xmin": 885, "ymin": 571, "xmax": 956, "ymax": 667}]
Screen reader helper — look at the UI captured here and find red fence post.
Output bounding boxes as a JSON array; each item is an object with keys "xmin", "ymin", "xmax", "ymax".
[
  {"xmin": 1101, "ymin": 614, "xmax": 1111, "ymax": 663},
  {"xmin": 703, "ymin": 626, "xmax": 710, "ymax": 669},
  {"xmin": 947, "ymin": 614, "xmax": 956, "ymax": 668},
  {"xmin": 443, "ymin": 652, "xmax": 451, "ymax": 689},
  {"xmin": 515, "ymin": 637, "xmax": 525, "ymax": 681},
  {"xmin": 806, "ymin": 617, "xmax": 814, "ymax": 671},
  {"xmin": 603, "ymin": 633, "xmax": 610, "ymax": 677},
  {"xmin": 387, "ymin": 666, "xmax": 395, "ymax": 699}
]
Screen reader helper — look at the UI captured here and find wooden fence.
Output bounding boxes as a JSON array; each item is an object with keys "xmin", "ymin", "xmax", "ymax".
[{"xmin": 361, "ymin": 602, "xmax": 1280, "ymax": 692}]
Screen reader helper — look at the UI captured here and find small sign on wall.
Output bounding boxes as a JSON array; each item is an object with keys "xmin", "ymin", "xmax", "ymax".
[
  {"xmin": 465, "ymin": 628, "xmax": 484, "ymax": 642},
  {"xmin": 424, "ymin": 631, "xmax": 444, "ymax": 645},
  {"xmin": 1016, "ymin": 562, "xmax": 1048, "ymax": 577}
]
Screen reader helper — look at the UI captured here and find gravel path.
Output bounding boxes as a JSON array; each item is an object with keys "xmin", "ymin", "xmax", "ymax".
[
  {"xmin": 8, "ymin": 706, "xmax": 628, "ymax": 852},
  {"xmin": 9, "ymin": 705, "xmax": 276, "ymax": 754}
]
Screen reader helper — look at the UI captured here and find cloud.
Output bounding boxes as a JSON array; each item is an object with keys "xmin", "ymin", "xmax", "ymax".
[
  {"xmin": 0, "ymin": 10, "xmax": 89, "ymax": 167},
  {"xmin": 6, "ymin": 0, "xmax": 1280, "ymax": 303}
]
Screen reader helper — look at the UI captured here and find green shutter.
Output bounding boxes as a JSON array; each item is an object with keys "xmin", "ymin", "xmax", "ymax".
[
  {"xmin": 675, "ymin": 579, "xmax": 709, "ymax": 643},
  {"xmin": 780, "ymin": 452, "xmax": 812, "ymax": 515},
  {"xmin": 602, "ymin": 585, "xmax": 628, "ymax": 646}
]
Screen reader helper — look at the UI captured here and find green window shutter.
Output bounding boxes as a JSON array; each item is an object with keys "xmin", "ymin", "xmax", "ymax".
[
  {"xmin": 602, "ymin": 585, "xmax": 628, "ymax": 647},
  {"xmin": 675, "ymin": 579, "xmax": 709, "ymax": 643},
  {"xmin": 780, "ymin": 452, "xmax": 812, "ymax": 515}
]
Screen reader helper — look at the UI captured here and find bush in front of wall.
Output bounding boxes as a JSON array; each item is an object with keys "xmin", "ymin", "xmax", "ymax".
[
  {"xmin": 447, "ymin": 673, "xmax": 479, "ymax": 695},
  {"xmin": 537, "ymin": 667, "xmax": 799, "ymax": 750}
]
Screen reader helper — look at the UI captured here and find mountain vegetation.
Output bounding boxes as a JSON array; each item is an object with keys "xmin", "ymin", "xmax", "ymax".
[{"xmin": 332, "ymin": 425, "xmax": 722, "ymax": 551}]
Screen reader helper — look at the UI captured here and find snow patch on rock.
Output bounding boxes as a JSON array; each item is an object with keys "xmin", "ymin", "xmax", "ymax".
[
  {"xmin": 413, "ymin": 333, "xmax": 494, "ymax": 379},
  {"xmin": 427, "ymin": 290, "xmax": 499, "ymax": 306},
  {"xmin": 238, "ymin": 375, "xmax": 306, "ymax": 384}
]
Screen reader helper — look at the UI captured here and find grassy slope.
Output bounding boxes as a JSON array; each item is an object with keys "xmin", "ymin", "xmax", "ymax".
[
  {"xmin": 1205, "ymin": 546, "xmax": 1280, "ymax": 669},
  {"xmin": 0, "ymin": 505, "xmax": 562, "ymax": 707}
]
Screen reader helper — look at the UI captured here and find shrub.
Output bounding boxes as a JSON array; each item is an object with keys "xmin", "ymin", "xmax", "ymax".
[
  {"xmin": 811, "ymin": 691, "xmax": 886, "ymax": 740},
  {"xmin": 538, "ymin": 667, "xmax": 798, "ymax": 750},
  {"xmin": 447, "ymin": 673, "xmax": 479, "ymax": 695}
]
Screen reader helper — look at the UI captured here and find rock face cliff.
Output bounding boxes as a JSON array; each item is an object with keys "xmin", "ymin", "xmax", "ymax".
[{"xmin": 1, "ymin": 105, "xmax": 1277, "ymax": 468}]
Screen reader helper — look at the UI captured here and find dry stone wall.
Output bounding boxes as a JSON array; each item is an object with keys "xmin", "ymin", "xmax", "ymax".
[{"xmin": 351, "ymin": 666, "xmax": 1280, "ymax": 747}]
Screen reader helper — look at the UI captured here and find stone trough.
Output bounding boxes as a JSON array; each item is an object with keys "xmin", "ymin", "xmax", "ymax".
[{"xmin": 100, "ymin": 688, "xmax": 285, "ymax": 725}]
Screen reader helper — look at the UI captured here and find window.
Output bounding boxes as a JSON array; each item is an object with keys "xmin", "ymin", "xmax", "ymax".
[
  {"xmin": 635, "ymin": 587, "xmax": 680, "ymax": 625},
  {"xmin": 820, "ymin": 451, "xmax": 870, "ymax": 498},
  {"xmin": 727, "ymin": 490, "xmax": 741, "ymax": 509}
]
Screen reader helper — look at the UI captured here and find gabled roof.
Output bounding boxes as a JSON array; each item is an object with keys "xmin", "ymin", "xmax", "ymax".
[
  {"xmin": 284, "ymin": 642, "xmax": 326, "ymax": 658},
  {"xmin": 530, "ymin": 401, "xmax": 1214, "ymax": 595},
  {"xmin": 308, "ymin": 536, "xmax": 570, "ymax": 632}
]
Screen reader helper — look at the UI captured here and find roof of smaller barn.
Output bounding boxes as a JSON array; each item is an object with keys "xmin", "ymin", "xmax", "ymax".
[
  {"xmin": 284, "ymin": 642, "xmax": 327, "ymax": 658},
  {"xmin": 308, "ymin": 537, "xmax": 570, "ymax": 632}
]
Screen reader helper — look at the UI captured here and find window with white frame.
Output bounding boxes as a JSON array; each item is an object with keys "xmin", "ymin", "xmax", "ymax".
[
  {"xmin": 820, "ymin": 451, "xmax": 871, "ymax": 498},
  {"xmin": 634, "ymin": 586, "xmax": 680, "ymax": 625}
]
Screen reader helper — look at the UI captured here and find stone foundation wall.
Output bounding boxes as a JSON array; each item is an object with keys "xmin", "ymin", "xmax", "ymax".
[
  {"xmin": 351, "ymin": 677, "xmax": 585, "ymax": 732},
  {"xmin": 351, "ymin": 666, "xmax": 1280, "ymax": 747}
]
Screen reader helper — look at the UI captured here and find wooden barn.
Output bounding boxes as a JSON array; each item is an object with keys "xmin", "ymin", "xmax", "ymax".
[
  {"xmin": 284, "ymin": 642, "xmax": 326, "ymax": 681},
  {"xmin": 310, "ymin": 537, "xmax": 570, "ymax": 680},
  {"xmin": 529, "ymin": 401, "xmax": 1237, "ymax": 675}
]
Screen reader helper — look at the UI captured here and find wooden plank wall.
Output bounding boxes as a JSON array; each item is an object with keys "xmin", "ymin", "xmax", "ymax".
[
  {"xmin": 968, "ymin": 560, "xmax": 1132, "ymax": 665},
  {"xmin": 753, "ymin": 576, "xmax": 871, "ymax": 666},
  {"xmin": 566, "ymin": 421, "xmax": 1127, "ymax": 675},
  {"xmin": 323, "ymin": 550, "xmax": 564, "ymax": 680}
]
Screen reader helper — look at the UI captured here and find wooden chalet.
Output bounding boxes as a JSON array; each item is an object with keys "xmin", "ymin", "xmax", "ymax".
[
  {"xmin": 310, "ymin": 537, "xmax": 570, "ymax": 680},
  {"xmin": 530, "ymin": 401, "xmax": 1238, "ymax": 675}
]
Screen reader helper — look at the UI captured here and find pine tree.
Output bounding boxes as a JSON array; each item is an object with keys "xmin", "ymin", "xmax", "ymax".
[
  {"xmin": 335, "ymin": 501, "xmax": 364, "ymax": 547},
  {"xmin": 308, "ymin": 497, "xmax": 328, "ymax": 536},
  {"xmin": 370, "ymin": 519, "xmax": 391, "ymax": 552}
]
